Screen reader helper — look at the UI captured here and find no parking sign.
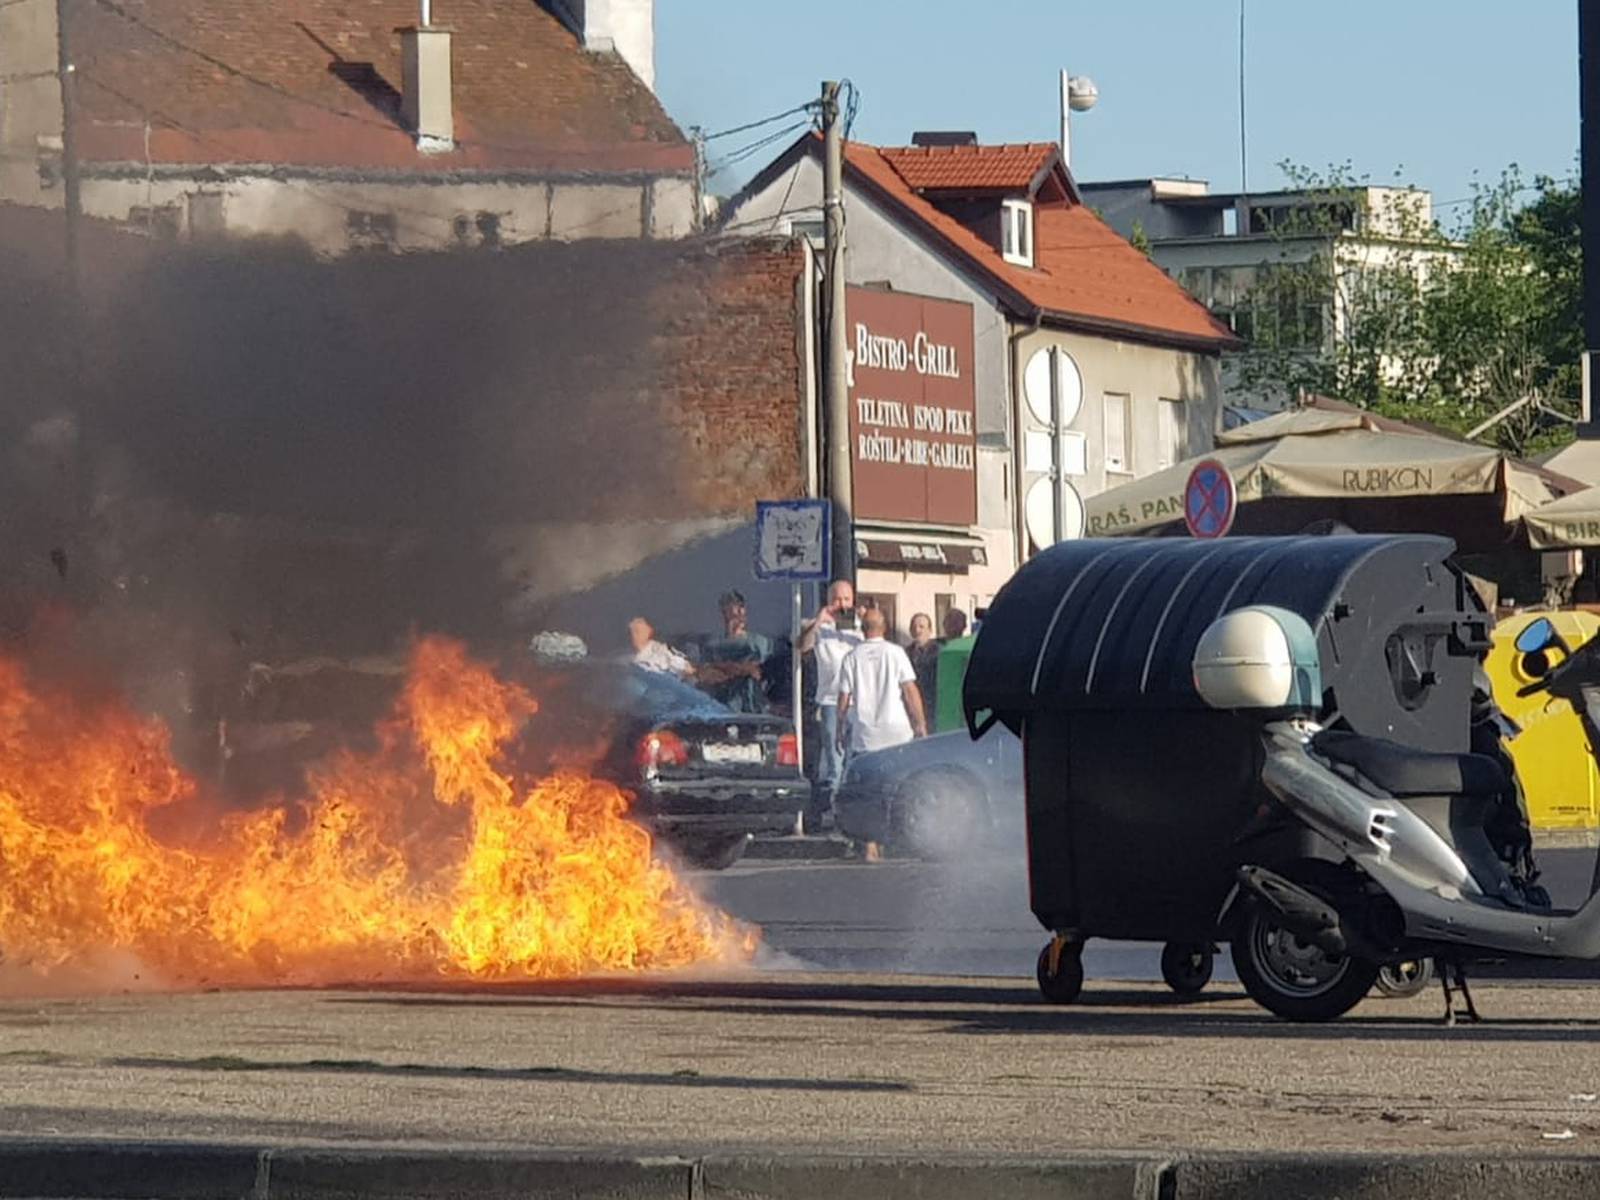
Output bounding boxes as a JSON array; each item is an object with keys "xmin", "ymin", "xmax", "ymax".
[{"xmin": 1183, "ymin": 459, "xmax": 1236, "ymax": 539}]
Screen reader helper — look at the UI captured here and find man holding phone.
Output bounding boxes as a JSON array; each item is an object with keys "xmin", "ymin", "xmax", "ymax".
[{"xmin": 796, "ymin": 578, "xmax": 864, "ymax": 833}]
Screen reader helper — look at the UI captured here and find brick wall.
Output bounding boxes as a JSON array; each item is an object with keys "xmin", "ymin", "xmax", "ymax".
[
  {"xmin": 2, "ymin": 215, "xmax": 809, "ymax": 656},
  {"xmin": 650, "ymin": 237, "xmax": 808, "ymax": 515}
]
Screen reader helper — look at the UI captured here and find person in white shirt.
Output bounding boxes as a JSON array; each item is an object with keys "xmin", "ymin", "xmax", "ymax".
[
  {"xmin": 795, "ymin": 578, "xmax": 864, "ymax": 832},
  {"xmin": 837, "ymin": 607, "xmax": 928, "ymax": 755},
  {"xmin": 628, "ymin": 617, "xmax": 693, "ymax": 679}
]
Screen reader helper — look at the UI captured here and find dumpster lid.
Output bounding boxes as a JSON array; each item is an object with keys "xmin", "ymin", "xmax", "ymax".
[{"xmin": 963, "ymin": 534, "xmax": 1464, "ymax": 733}]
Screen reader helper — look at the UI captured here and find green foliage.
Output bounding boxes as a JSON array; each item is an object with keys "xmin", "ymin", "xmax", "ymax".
[
  {"xmin": 1129, "ymin": 219, "xmax": 1152, "ymax": 258},
  {"xmin": 1223, "ymin": 162, "xmax": 1581, "ymax": 459}
]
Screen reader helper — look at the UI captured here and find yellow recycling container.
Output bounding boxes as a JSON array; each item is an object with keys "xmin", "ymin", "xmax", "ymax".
[{"xmin": 1486, "ymin": 610, "xmax": 1600, "ymax": 829}]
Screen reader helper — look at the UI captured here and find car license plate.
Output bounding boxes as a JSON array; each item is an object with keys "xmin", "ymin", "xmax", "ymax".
[{"xmin": 702, "ymin": 742, "xmax": 762, "ymax": 765}]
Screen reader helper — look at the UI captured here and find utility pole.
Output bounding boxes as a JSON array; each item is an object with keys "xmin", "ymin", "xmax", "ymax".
[
  {"xmin": 56, "ymin": 0, "xmax": 83, "ymax": 312},
  {"xmin": 821, "ymin": 80, "xmax": 853, "ymax": 583},
  {"xmin": 1581, "ymin": 0, "xmax": 1600, "ymax": 431}
]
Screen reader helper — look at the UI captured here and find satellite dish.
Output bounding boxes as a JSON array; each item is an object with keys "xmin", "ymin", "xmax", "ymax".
[
  {"xmin": 1023, "ymin": 347, "xmax": 1083, "ymax": 428},
  {"xmin": 1067, "ymin": 75, "xmax": 1099, "ymax": 112},
  {"xmin": 1025, "ymin": 478, "xmax": 1085, "ymax": 551}
]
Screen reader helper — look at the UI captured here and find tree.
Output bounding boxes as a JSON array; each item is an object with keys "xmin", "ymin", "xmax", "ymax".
[{"xmin": 1223, "ymin": 164, "xmax": 1581, "ymax": 458}]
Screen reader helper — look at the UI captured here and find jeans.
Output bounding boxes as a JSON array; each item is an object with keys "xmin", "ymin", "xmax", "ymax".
[{"xmin": 807, "ymin": 704, "xmax": 844, "ymax": 827}]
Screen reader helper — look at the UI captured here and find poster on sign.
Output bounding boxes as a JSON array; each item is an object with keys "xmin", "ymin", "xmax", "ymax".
[
  {"xmin": 847, "ymin": 287, "xmax": 978, "ymax": 527},
  {"xmin": 1184, "ymin": 459, "xmax": 1237, "ymax": 539},
  {"xmin": 754, "ymin": 499, "xmax": 831, "ymax": 581}
]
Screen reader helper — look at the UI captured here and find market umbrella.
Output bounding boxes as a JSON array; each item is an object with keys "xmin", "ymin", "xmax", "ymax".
[
  {"xmin": 1524, "ymin": 486, "xmax": 1600, "ymax": 549},
  {"xmin": 1084, "ymin": 402, "xmax": 1565, "ymax": 553}
]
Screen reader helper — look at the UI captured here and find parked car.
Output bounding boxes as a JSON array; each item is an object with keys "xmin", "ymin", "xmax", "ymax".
[
  {"xmin": 217, "ymin": 649, "xmax": 805, "ymax": 870},
  {"xmin": 833, "ymin": 726, "xmax": 1023, "ymax": 859},
  {"xmin": 514, "ymin": 657, "xmax": 807, "ymax": 869}
]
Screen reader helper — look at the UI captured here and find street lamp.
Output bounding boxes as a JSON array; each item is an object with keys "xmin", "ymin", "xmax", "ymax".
[{"xmin": 1059, "ymin": 71, "xmax": 1098, "ymax": 170}]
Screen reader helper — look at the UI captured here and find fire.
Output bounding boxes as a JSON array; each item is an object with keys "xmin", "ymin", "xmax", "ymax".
[{"xmin": 0, "ymin": 637, "xmax": 755, "ymax": 988}]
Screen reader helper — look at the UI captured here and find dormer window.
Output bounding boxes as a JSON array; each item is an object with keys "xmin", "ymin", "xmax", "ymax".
[{"xmin": 1002, "ymin": 198, "xmax": 1034, "ymax": 267}]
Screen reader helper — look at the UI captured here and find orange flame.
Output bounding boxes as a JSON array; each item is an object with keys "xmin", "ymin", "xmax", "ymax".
[{"xmin": 0, "ymin": 637, "xmax": 755, "ymax": 988}]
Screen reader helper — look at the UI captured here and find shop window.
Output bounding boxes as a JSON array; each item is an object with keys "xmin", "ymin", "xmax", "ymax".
[
  {"xmin": 1157, "ymin": 398, "xmax": 1186, "ymax": 469},
  {"xmin": 858, "ymin": 593, "xmax": 899, "ymax": 641},
  {"xmin": 1002, "ymin": 199, "xmax": 1034, "ymax": 267},
  {"xmin": 1103, "ymin": 393, "xmax": 1131, "ymax": 474}
]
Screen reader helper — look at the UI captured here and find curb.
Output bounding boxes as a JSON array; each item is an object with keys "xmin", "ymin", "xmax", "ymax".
[
  {"xmin": 745, "ymin": 835, "xmax": 853, "ymax": 861},
  {"xmin": 2, "ymin": 1141, "xmax": 1600, "ymax": 1199}
]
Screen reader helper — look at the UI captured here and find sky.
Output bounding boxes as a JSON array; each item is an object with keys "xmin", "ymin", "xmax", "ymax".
[{"xmin": 657, "ymin": 1, "xmax": 1580, "ymax": 227}]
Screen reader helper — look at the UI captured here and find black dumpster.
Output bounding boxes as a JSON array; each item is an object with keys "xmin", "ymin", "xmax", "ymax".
[{"xmin": 963, "ymin": 535, "xmax": 1488, "ymax": 946}]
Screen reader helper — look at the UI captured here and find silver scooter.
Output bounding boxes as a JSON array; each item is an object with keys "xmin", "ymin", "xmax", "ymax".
[{"xmin": 1222, "ymin": 614, "xmax": 1600, "ymax": 1022}]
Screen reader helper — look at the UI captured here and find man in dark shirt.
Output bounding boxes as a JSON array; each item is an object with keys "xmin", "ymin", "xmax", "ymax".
[{"xmin": 696, "ymin": 589, "xmax": 773, "ymax": 713}]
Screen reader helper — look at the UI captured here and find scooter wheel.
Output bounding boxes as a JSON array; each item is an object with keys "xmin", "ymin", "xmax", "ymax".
[
  {"xmin": 1373, "ymin": 958, "xmax": 1435, "ymax": 998},
  {"xmin": 1232, "ymin": 903, "xmax": 1379, "ymax": 1022},
  {"xmin": 1035, "ymin": 941, "xmax": 1084, "ymax": 1005},
  {"xmin": 1160, "ymin": 942, "xmax": 1214, "ymax": 997}
]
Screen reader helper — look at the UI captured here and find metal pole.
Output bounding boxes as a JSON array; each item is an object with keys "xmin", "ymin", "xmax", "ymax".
[
  {"xmin": 1581, "ymin": 0, "xmax": 1600, "ymax": 430},
  {"xmin": 56, "ymin": 0, "xmax": 81, "ymax": 316},
  {"xmin": 1059, "ymin": 69, "xmax": 1071, "ymax": 166},
  {"xmin": 1049, "ymin": 349, "xmax": 1064, "ymax": 544},
  {"xmin": 821, "ymin": 80, "xmax": 854, "ymax": 584},
  {"xmin": 790, "ymin": 583, "xmax": 804, "ymax": 779}
]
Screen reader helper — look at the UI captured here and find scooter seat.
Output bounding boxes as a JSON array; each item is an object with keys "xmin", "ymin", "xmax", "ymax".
[{"xmin": 1310, "ymin": 730, "xmax": 1507, "ymax": 797}]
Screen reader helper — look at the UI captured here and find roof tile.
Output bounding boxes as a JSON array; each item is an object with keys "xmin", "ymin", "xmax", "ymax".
[
  {"xmin": 847, "ymin": 142, "xmax": 1237, "ymax": 350},
  {"xmin": 879, "ymin": 143, "xmax": 1056, "ymax": 192},
  {"xmin": 69, "ymin": 0, "xmax": 691, "ymax": 174}
]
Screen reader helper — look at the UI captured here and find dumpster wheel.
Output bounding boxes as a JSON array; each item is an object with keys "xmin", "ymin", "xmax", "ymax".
[
  {"xmin": 1035, "ymin": 936, "xmax": 1084, "ymax": 1005},
  {"xmin": 1159, "ymin": 941, "xmax": 1215, "ymax": 997}
]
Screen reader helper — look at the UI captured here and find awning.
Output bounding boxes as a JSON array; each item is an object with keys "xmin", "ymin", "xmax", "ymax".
[
  {"xmin": 855, "ymin": 531, "xmax": 989, "ymax": 571},
  {"xmin": 1524, "ymin": 486, "xmax": 1600, "ymax": 549},
  {"xmin": 1084, "ymin": 400, "xmax": 1565, "ymax": 549}
]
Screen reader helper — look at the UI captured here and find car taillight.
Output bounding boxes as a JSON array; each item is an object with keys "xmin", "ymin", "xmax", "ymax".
[
  {"xmin": 636, "ymin": 729, "xmax": 689, "ymax": 771},
  {"xmin": 776, "ymin": 732, "xmax": 799, "ymax": 767}
]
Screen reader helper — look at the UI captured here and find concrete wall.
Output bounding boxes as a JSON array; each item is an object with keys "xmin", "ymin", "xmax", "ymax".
[
  {"xmin": 722, "ymin": 152, "xmax": 1015, "ymax": 549},
  {"xmin": 726, "ymin": 153, "xmax": 1224, "ymax": 577},
  {"xmin": 0, "ymin": 0, "xmax": 62, "ymax": 208},
  {"xmin": 71, "ymin": 170, "xmax": 694, "ymax": 254},
  {"xmin": 559, "ymin": 0, "xmax": 656, "ymax": 92},
  {"xmin": 1014, "ymin": 323, "xmax": 1221, "ymax": 550},
  {"xmin": 1080, "ymin": 182, "xmax": 1223, "ymax": 241}
]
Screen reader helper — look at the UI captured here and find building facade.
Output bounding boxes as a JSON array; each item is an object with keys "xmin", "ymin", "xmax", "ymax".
[
  {"xmin": 722, "ymin": 135, "xmax": 1236, "ymax": 633},
  {"xmin": 0, "ymin": 0, "xmax": 694, "ymax": 253},
  {"xmin": 1082, "ymin": 180, "xmax": 1455, "ymax": 410}
]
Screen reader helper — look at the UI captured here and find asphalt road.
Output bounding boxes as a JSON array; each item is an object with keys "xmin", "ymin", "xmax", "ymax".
[
  {"xmin": 699, "ymin": 845, "xmax": 1600, "ymax": 984},
  {"xmin": 2, "ymin": 975, "xmax": 1600, "ymax": 1158}
]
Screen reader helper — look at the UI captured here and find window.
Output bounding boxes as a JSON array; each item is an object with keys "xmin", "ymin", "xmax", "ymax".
[
  {"xmin": 1001, "ymin": 199, "xmax": 1034, "ymax": 267},
  {"xmin": 1103, "ymin": 393, "xmax": 1131, "ymax": 474},
  {"xmin": 346, "ymin": 210, "xmax": 397, "ymax": 253},
  {"xmin": 452, "ymin": 212, "xmax": 504, "ymax": 248},
  {"xmin": 187, "ymin": 192, "xmax": 225, "ymax": 240},
  {"xmin": 1157, "ymin": 398, "xmax": 1186, "ymax": 469},
  {"xmin": 787, "ymin": 217, "xmax": 825, "ymax": 245},
  {"xmin": 858, "ymin": 593, "xmax": 899, "ymax": 641},
  {"xmin": 128, "ymin": 204, "xmax": 182, "ymax": 239}
]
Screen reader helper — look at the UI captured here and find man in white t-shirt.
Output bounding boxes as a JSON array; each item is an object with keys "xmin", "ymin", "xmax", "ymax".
[
  {"xmin": 837, "ymin": 607, "xmax": 928, "ymax": 756},
  {"xmin": 628, "ymin": 617, "xmax": 693, "ymax": 679},
  {"xmin": 796, "ymin": 578, "xmax": 864, "ymax": 832}
]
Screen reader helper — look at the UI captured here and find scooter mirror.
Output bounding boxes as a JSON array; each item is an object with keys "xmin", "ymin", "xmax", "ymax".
[{"xmin": 1515, "ymin": 617, "xmax": 1557, "ymax": 656}]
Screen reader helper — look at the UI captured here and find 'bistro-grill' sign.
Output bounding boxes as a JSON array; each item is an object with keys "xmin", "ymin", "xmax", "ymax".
[{"xmin": 847, "ymin": 287, "xmax": 978, "ymax": 527}]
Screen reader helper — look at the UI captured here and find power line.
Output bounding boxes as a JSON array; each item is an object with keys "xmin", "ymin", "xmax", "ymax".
[
  {"xmin": 705, "ymin": 120, "xmax": 812, "ymax": 178},
  {"xmin": 702, "ymin": 102, "xmax": 818, "ymax": 143}
]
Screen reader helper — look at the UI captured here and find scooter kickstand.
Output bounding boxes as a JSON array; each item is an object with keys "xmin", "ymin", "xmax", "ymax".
[{"xmin": 1440, "ymin": 961, "xmax": 1481, "ymax": 1027}]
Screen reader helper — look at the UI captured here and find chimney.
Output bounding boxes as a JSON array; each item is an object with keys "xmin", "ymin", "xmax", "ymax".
[
  {"xmin": 399, "ymin": 1, "xmax": 453, "ymax": 153},
  {"xmin": 562, "ymin": 0, "xmax": 655, "ymax": 92}
]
